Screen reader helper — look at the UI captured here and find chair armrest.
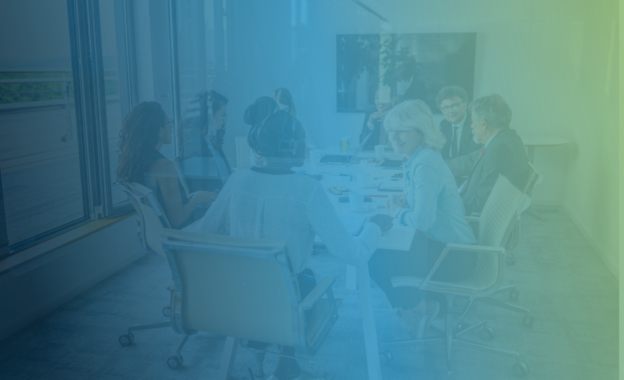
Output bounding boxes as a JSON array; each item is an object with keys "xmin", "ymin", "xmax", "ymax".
[
  {"xmin": 401, "ymin": 243, "xmax": 505, "ymax": 289},
  {"xmin": 299, "ymin": 277, "xmax": 335, "ymax": 311}
]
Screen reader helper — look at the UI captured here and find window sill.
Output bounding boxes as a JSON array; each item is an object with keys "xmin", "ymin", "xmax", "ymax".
[{"xmin": 0, "ymin": 214, "xmax": 135, "ymax": 274}]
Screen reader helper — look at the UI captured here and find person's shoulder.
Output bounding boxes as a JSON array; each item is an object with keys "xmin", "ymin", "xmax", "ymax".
[{"xmin": 151, "ymin": 157, "xmax": 175, "ymax": 172}]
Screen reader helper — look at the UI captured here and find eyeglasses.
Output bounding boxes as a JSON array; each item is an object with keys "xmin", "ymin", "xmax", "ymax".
[
  {"xmin": 384, "ymin": 128, "xmax": 413, "ymax": 138},
  {"xmin": 440, "ymin": 102, "xmax": 464, "ymax": 113}
]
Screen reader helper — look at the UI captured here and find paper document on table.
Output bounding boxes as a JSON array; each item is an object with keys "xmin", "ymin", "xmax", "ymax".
[
  {"xmin": 378, "ymin": 224, "xmax": 414, "ymax": 251},
  {"xmin": 378, "ymin": 178, "xmax": 403, "ymax": 192}
]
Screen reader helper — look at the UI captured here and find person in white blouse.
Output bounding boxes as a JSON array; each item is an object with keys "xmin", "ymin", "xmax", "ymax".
[
  {"xmin": 368, "ymin": 100, "xmax": 477, "ymax": 341},
  {"xmin": 187, "ymin": 109, "xmax": 393, "ymax": 380}
]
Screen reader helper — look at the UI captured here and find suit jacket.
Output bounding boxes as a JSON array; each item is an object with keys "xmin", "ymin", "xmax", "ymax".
[
  {"xmin": 440, "ymin": 111, "xmax": 481, "ymax": 159},
  {"xmin": 359, "ymin": 110, "xmax": 384, "ymax": 150},
  {"xmin": 459, "ymin": 127, "xmax": 528, "ymax": 215}
]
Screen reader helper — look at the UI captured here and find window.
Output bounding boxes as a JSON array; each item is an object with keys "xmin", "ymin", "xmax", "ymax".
[
  {"xmin": 97, "ymin": 0, "xmax": 136, "ymax": 213},
  {"xmin": 0, "ymin": 0, "xmax": 139, "ymax": 258},
  {"xmin": 0, "ymin": 0, "xmax": 87, "ymax": 255}
]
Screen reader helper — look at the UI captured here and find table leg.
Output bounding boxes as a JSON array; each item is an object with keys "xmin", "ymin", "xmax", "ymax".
[
  {"xmin": 218, "ymin": 336, "xmax": 239, "ymax": 380},
  {"xmin": 357, "ymin": 263, "xmax": 382, "ymax": 380}
]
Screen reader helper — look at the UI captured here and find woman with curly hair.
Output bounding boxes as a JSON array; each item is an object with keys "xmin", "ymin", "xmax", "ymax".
[{"xmin": 117, "ymin": 101, "xmax": 216, "ymax": 228}]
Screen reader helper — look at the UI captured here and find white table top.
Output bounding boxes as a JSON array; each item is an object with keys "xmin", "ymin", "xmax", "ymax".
[
  {"xmin": 520, "ymin": 135, "xmax": 570, "ymax": 147},
  {"xmin": 303, "ymin": 148, "xmax": 415, "ymax": 251}
]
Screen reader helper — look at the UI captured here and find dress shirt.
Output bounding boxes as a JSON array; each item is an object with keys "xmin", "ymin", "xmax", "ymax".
[
  {"xmin": 449, "ymin": 114, "xmax": 466, "ymax": 158},
  {"xmin": 396, "ymin": 146, "xmax": 477, "ymax": 245}
]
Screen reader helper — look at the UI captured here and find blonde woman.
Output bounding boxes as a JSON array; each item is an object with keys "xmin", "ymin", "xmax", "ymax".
[{"xmin": 368, "ymin": 100, "xmax": 477, "ymax": 340}]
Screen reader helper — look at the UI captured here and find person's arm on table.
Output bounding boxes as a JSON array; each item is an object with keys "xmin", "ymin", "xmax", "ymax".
[
  {"xmin": 393, "ymin": 164, "xmax": 441, "ymax": 231},
  {"xmin": 307, "ymin": 183, "xmax": 390, "ymax": 266}
]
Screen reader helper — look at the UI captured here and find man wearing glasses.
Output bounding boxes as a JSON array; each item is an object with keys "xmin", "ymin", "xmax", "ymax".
[{"xmin": 436, "ymin": 86, "xmax": 481, "ymax": 160}]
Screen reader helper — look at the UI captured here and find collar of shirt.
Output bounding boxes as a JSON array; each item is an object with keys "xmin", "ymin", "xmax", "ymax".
[
  {"xmin": 403, "ymin": 145, "xmax": 425, "ymax": 182},
  {"xmin": 452, "ymin": 113, "xmax": 467, "ymax": 130},
  {"xmin": 484, "ymin": 130, "xmax": 500, "ymax": 149}
]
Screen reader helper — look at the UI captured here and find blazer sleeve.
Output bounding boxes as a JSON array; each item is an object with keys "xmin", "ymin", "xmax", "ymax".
[
  {"xmin": 397, "ymin": 163, "xmax": 442, "ymax": 232},
  {"xmin": 462, "ymin": 142, "xmax": 514, "ymax": 215},
  {"xmin": 446, "ymin": 148, "xmax": 480, "ymax": 179}
]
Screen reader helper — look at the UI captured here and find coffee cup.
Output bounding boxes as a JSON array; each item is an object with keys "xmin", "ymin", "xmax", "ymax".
[
  {"xmin": 374, "ymin": 145, "xmax": 385, "ymax": 160},
  {"xmin": 349, "ymin": 192, "xmax": 365, "ymax": 211}
]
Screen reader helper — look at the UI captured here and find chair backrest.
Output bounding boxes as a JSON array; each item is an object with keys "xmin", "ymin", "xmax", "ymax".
[
  {"xmin": 116, "ymin": 181, "xmax": 171, "ymax": 258},
  {"xmin": 478, "ymin": 175, "xmax": 529, "ymax": 248},
  {"xmin": 161, "ymin": 229, "xmax": 303, "ymax": 348},
  {"xmin": 523, "ymin": 162, "xmax": 542, "ymax": 196},
  {"xmin": 465, "ymin": 176, "xmax": 530, "ymax": 292},
  {"xmin": 235, "ymin": 136, "xmax": 253, "ymax": 170}
]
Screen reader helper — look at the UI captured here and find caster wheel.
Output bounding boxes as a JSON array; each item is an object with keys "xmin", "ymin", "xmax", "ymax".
[
  {"xmin": 379, "ymin": 350, "xmax": 393, "ymax": 365},
  {"xmin": 512, "ymin": 362, "xmax": 529, "ymax": 377},
  {"xmin": 480, "ymin": 327, "xmax": 495, "ymax": 341},
  {"xmin": 509, "ymin": 289, "xmax": 520, "ymax": 301},
  {"xmin": 162, "ymin": 306, "xmax": 171, "ymax": 317},
  {"xmin": 523, "ymin": 315, "xmax": 534, "ymax": 328},
  {"xmin": 118, "ymin": 333, "xmax": 134, "ymax": 346},
  {"xmin": 167, "ymin": 355, "xmax": 183, "ymax": 369},
  {"xmin": 506, "ymin": 254, "xmax": 517, "ymax": 266}
]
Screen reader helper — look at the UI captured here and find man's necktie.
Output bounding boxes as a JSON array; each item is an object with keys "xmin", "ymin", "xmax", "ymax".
[{"xmin": 450, "ymin": 125, "xmax": 459, "ymax": 157}]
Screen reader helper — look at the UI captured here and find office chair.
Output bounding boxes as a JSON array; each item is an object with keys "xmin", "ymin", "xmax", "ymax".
[
  {"xmin": 116, "ymin": 182, "xmax": 193, "ymax": 369},
  {"xmin": 382, "ymin": 175, "xmax": 532, "ymax": 378},
  {"xmin": 502, "ymin": 162, "xmax": 542, "ymax": 266},
  {"xmin": 464, "ymin": 163, "xmax": 543, "ymax": 326},
  {"xmin": 161, "ymin": 229, "xmax": 340, "ymax": 380}
]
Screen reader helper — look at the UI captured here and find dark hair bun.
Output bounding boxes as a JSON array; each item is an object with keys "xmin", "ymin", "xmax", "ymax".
[
  {"xmin": 247, "ymin": 111, "xmax": 306, "ymax": 167},
  {"xmin": 244, "ymin": 97, "xmax": 278, "ymax": 125}
]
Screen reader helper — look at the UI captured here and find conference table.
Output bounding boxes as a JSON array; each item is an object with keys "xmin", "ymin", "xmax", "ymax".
[{"xmin": 300, "ymin": 147, "xmax": 415, "ymax": 380}]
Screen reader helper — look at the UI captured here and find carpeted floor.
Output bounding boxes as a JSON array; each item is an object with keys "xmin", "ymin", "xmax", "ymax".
[{"xmin": 0, "ymin": 208, "xmax": 618, "ymax": 380}]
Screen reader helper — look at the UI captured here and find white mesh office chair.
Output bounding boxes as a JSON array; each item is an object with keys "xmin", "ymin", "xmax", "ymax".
[
  {"xmin": 383, "ymin": 175, "xmax": 532, "ymax": 378},
  {"xmin": 161, "ymin": 229, "xmax": 340, "ymax": 380},
  {"xmin": 465, "ymin": 163, "xmax": 543, "ymax": 325},
  {"xmin": 115, "ymin": 182, "xmax": 193, "ymax": 369}
]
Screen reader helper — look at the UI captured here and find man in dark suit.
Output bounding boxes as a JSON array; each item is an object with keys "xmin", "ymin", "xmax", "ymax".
[
  {"xmin": 450, "ymin": 94, "xmax": 528, "ymax": 215},
  {"xmin": 436, "ymin": 86, "xmax": 481, "ymax": 159},
  {"xmin": 359, "ymin": 86, "xmax": 396, "ymax": 150}
]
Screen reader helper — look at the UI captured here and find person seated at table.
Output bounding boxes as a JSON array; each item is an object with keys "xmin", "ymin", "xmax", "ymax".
[
  {"xmin": 187, "ymin": 110, "xmax": 394, "ymax": 380},
  {"xmin": 244, "ymin": 96, "xmax": 279, "ymax": 167},
  {"xmin": 368, "ymin": 99, "xmax": 477, "ymax": 340},
  {"xmin": 117, "ymin": 101, "xmax": 217, "ymax": 228},
  {"xmin": 182, "ymin": 90, "xmax": 232, "ymax": 194},
  {"xmin": 436, "ymin": 85, "xmax": 481, "ymax": 160},
  {"xmin": 359, "ymin": 85, "xmax": 396, "ymax": 150},
  {"xmin": 272, "ymin": 87, "xmax": 297, "ymax": 117},
  {"xmin": 447, "ymin": 94, "xmax": 528, "ymax": 215}
]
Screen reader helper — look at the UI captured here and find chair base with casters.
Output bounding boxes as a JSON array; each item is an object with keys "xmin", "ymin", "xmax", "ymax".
[
  {"xmin": 380, "ymin": 294, "xmax": 530, "ymax": 378},
  {"xmin": 115, "ymin": 181, "xmax": 196, "ymax": 370},
  {"xmin": 382, "ymin": 176, "xmax": 532, "ymax": 379}
]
